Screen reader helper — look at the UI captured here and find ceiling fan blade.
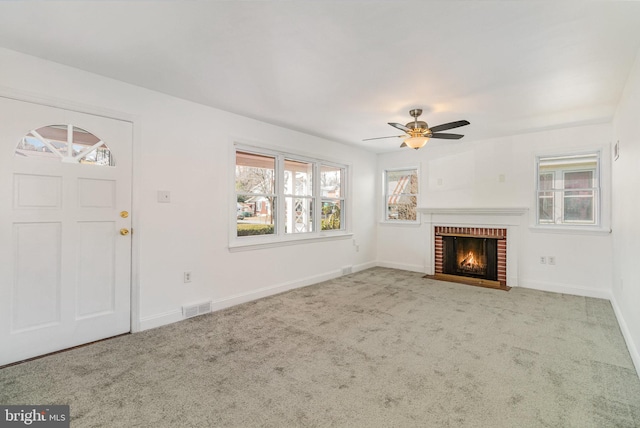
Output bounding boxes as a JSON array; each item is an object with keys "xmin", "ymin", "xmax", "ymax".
[
  {"xmin": 429, "ymin": 120, "xmax": 470, "ymax": 133},
  {"xmin": 400, "ymin": 142, "xmax": 407, "ymax": 148},
  {"xmin": 362, "ymin": 135, "xmax": 404, "ymax": 141},
  {"xmin": 388, "ymin": 122, "xmax": 411, "ymax": 132},
  {"xmin": 430, "ymin": 133, "xmax": 464, "ymax": 140}
]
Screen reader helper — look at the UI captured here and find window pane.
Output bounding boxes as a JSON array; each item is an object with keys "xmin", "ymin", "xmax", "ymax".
[
  {"xmin": 538, "ymin": 172, "xmax": 554, "ymax": 190},
  {"xmin": 16, "ymin": 135, "xmax": 60, "ymax": 159},
  {"xmin": 285, "ymin": 197, "xmax": 313, "ymax": 233},
  {"xmin": 321, "ymin": 166, "xmax": 341, "ymax": 198},
  {"xmin": 564, "ymin": 193, "xmax": 594, "ymax": 222},
  {"xmin": 79, "ymin": 146, "xmax": 114, "ymax": 166},
  {"xmin": 236, "ymin": 151, "xmax": 275, "ymax": 194},
  {"xmin": 386, "ymin": 169, "xmax": 418, "ymax": 194},
  {"xmin": 564, "ymin": 170, "xmax": 593, "ymax": 191},
  {"xmin": 237, "ymin": 197, "xmax": 276, "ymax": 236},
  {"xmin": 321, "ymin": 200, "xmax": 342, "ymax": 230},
  {"xmin": 538, "ymin": 194, "xmax": 554, "ymax": 222},
  {"xmin": 538, "ymin": 172, "xmax": 555, "ymax": 222},
  {"xmin": 284, "ymin": 159, "xmax": 313, "ymax": 196},
  {"xmin": 387, "ymin": 195, "xmax": 417, "ymax": 221}
]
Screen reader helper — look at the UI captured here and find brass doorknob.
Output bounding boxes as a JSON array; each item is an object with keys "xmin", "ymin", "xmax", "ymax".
[{"xmin": 120, "ymin": 228, "xmax": 130, "ymax": 236}]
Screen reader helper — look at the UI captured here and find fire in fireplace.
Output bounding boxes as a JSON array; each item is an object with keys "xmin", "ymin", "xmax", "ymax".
[{"xmin": 443, "ymin": 236, "xmax": 498, "ymax": 281}]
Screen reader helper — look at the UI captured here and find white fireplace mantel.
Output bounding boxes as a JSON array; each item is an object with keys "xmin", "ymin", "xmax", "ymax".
[
  {"xmin": 418, "ymin": 207, "xmax": 528, "ymax": 286},
  {"xmin": 418, "ymin": 207, "xmax": 529, "ymax": 228},
  {"xmin": 418, "ymin": 207, "xmax": 529, "ymax": 216}
]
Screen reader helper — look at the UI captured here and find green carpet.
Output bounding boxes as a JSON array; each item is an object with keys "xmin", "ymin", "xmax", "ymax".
[{"xmin": 1, "ymin": 267, "xmax": 639, "ymax": 427}]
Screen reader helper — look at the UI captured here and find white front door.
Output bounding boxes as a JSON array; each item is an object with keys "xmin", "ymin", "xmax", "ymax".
[{"xmin": 0, "ymin": 97, "xmax": 132, "ymax": 366}]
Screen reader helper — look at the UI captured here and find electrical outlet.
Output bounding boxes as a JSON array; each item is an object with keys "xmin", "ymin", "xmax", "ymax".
[
  {"xmin": 184, "ymin": 271, "xmax": 192, "ymax": 283},
  {"xmin": 540, "ymin": 256, "xmax": 546, "ymax": 264},
  {"xmin": 548, "ymin": 256, "xmax": 556, "ymax": 265}
]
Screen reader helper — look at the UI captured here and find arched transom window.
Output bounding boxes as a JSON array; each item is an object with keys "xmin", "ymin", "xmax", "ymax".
[{"xmin": 15, "ymin": 124, "xmax": 115, "ymax": 166}]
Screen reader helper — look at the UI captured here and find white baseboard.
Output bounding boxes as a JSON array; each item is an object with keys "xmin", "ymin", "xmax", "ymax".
[
  {"xmin": 138, "ymin": 309, "xmax": 183, "ymax": 331},
  {"xmin": 138, "ymin": 268, "xmax": 346, "ymax": 332},
  {"xmin": 376, "ymin": 261, "xmax": 425, "ymax": 273},
  {"xmin": 353, "ymin": 261, "xmax": 377, "ymax": 273},
  {"xmin": 609, "ymin": 294, "xmax": 640, "ymax": 380},
  {"xmin": 517, "ymin": 279, "xmax": 612, "ymax": 300}
]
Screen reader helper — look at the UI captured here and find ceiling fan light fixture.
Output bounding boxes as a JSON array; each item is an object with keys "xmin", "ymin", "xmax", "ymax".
[
  {"xmin": 363, "ymin": 109, "xmax": 469, "ymax": 149},
  {"xmin": 404, "ymin": 136, "xmax": 429, "ymax": 149}
]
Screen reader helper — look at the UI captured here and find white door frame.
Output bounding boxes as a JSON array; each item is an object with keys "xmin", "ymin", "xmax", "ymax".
[{"xmin": 0, "ymin": 87, "xmax": 141, "ymax": 333}]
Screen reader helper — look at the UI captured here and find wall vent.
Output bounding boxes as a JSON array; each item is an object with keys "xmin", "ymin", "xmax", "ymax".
[
  {"xmin": 182, "ymin": 301, "xmax": 212, "ymax": 319},
  {"xmin": 342, "ymin": 266, "xmax": 353, "ymax": 275}
]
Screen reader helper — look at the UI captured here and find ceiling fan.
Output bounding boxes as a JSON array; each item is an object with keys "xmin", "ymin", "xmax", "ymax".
[{"xmin": 364, "ymin": 109, "xmax": 470, "ymax": 149}]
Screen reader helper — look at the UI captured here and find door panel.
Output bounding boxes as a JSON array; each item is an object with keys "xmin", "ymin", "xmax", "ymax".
[
  {"xmin": 77, "ymin": 221, "xmax": 116, "ymax": 318},
  {"xmin": 12, "ymin": 222, "xmax": 62, "ymax": 332},
  {"xmin": 78, "ymin": 178, "xmax": 115, "ymax": 208},
  {"xmin": 0, "ymin": 97, "xmax": 132, "ymax": 365},
  {"xmin": 14, "ymin": 174, "xmax": 62, "ymax": 208}
]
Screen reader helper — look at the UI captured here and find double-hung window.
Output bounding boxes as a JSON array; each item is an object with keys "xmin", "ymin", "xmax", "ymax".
[
  {"xmin": 383, "ymin": 168, "xmax": 419, "ymax": 222},
  {"xmin": 235, "ymin": 146, "xmax": 347, "ymax": 240},
  {"xmin": 284, "ymin": 158, "xmax": 314, "ymax": 233},
  {"xmin": 536, "ymin": 152, "xmax": 600, "ymax": 226}
]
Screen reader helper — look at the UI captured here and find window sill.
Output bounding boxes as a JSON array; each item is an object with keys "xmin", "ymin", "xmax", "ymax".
[
  {"xmin": 229, "ymin": 231, "xmax": 353, "ymax": 252},
  {"xmin": 529, "ymin": 225, "xmax": 611, "ymax": 235}
]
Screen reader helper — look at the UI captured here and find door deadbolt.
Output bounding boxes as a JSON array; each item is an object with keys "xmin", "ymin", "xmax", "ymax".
[{"xmin": 120, "ymin": 211, "xmax": 129, "ymax": 218}]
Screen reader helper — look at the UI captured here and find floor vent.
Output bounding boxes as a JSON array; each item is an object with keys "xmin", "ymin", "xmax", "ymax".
[{"xmin": 182, "ymin": 301, "xmax": 212, "ymax": 319}]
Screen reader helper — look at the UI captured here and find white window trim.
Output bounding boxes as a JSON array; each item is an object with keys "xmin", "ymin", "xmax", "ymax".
[
  {"xmin": 382, "ymin": 166, "xmax": 420, "ymax": 225},
  {"xmin": 230, "ymin": 142, "xmax": 351, "ymax": 251},
  {"xmin": 532, "ymin": 148, "xmax": 611, "ymax": 234}
]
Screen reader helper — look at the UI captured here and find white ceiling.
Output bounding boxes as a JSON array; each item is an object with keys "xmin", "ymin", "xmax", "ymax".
[{"xmin": 0, "ymin": 1, "xmax": 639, "ymax": 152}]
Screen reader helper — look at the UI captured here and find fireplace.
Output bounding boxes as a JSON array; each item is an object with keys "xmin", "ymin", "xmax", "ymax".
[
  {"xmin": 443, "ymin": 236, "xmax": 497, "ymax": 281},
  {"xmin": 434, "ymin": 226, "xmax": 508, "ymax": 290}
]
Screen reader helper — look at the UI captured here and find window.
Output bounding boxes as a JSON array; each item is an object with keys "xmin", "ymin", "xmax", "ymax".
[
  {"xmin": 536, "ymin": 152, "xmax": 599, "ymax": 225},
  {"xmin": 235, "ymin": 146, "xmax": 347, "ymax": 240},
  {"xmin": 15, "ymin": 124, "xmax": 114, "ymax": 166},
  {"xmin": 321, "ymin": 165, "xmax": 344, "ymax": 231},
  {"xmin": 284, "ymin": 158, "xmax": 313, "ymax": 233},
  {"xmin": 235, "ymin": 151, "xmax": 276, "ymax": 236},
  {"xmin": 384, "ymin": 168, "xmax": 418, "ymax": 222}
]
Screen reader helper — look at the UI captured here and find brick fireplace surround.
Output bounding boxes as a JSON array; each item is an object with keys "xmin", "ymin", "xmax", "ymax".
[{"xmin": 434, "ymin": 226, "xmax": 507, "ymax": 287}]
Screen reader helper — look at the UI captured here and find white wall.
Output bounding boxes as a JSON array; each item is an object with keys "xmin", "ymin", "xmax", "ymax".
[
  {"xmin": 1, "ymin": 44, "xmax": 632, "ymax": 360},
  {"xmin": 612, "ymin": 48, "xmax": 640, "ymax": 373},
  {"xmin": 377, "ymin": 123, "xmax": 613, "ymax": 298},
  {"xmin": 0, "ymin": 47, "xmax": 377, "ymax": 331}
]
